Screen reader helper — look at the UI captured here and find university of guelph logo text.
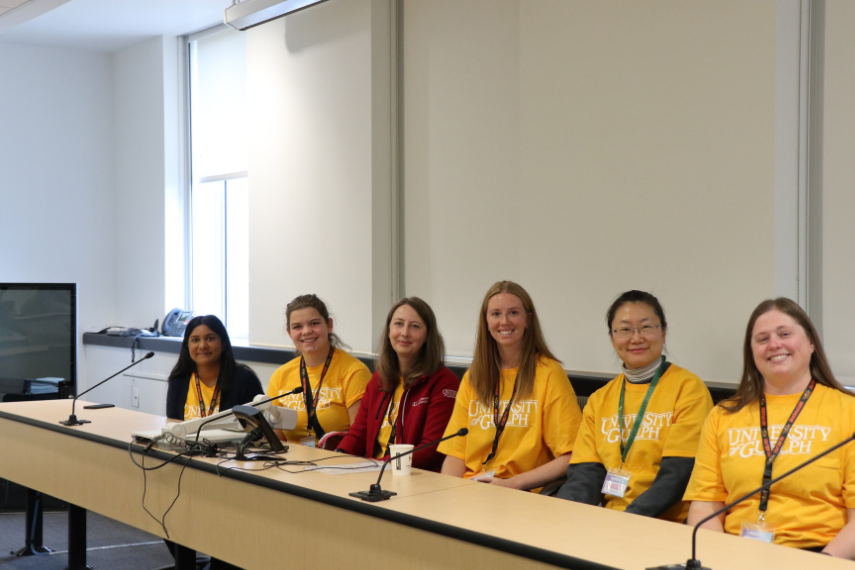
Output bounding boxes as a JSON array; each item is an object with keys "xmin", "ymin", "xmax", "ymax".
[
  {"xmin": 468, "ymin": 400, "xmax": 538, "ymax": 430},
  {"xmin": 185, "ymin": 403, "xmax": 220, "ymax": 419},
  {"xmin": 601, "ymin": 412, "xmax": 673, "ymax": 443},
  {"xmin": 727, "ymin": 425, "xmax": 831, "ymax": 458},
  {"xmin": 277, "ymin": 387, "xmax": 342, "ymax": 411}
]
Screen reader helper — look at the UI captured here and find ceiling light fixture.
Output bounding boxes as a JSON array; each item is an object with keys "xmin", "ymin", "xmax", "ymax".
[{"xmin": 224, "ymin": 0, "xmax": 329, "ymax": 31}]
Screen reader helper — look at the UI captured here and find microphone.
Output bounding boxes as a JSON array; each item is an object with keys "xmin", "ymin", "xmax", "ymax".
[
  {"xmin": 649, "ymin": 429, "xmax": 855, "ymax": 570},
  {"xmin": 190, "ymin": 386, "xmax": 304, "ymax": 442},
  {"xmin": 60, "ymin": 351, "xmax": 155, "ymax": 426},
  {"xmin": 350, "ymin": 428, "xmax": 469, "ymax": 502}
]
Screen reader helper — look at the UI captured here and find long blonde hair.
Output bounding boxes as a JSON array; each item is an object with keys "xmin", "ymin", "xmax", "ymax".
[{"xmin": 469, "ymin": 281, "xmax": 559, "ymax": 405}]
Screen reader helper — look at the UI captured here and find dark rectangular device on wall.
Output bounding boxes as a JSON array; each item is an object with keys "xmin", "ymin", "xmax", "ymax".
[{"xmin": 0, "ymin": 283, "xmax": 77, "ymax": 402}]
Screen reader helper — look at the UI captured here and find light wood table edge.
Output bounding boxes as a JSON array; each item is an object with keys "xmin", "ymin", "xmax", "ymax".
[{"xmin": 0, "ymin": 408, "xmax": 617, "ymax": 570}]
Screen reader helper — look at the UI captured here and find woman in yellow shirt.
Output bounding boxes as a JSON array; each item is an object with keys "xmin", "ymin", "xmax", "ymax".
[
  {"xmin": 685, "ymin": 298, "xmax": 855, "ymax": 556},
  {"xmin": 438, "ymin": 281, "xmax": 582, "ymax": 491},
  {"xmin": 556, "ymin": 290, "xmax": 712, "ymax": 521},
  {"xmin": 266, "ymin": 294, "xmax": 371, "ymax": 446}
]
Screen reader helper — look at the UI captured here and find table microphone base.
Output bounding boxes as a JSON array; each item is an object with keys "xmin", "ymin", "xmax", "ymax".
[
  {"xmin": 59, "ymin": 416, "xmax": 90, "ymax": 427},
  {"xmin": 349, "ymin": 484, "xmax": 397, "ymax": 502},
  {"xmin": 647, "ymin": 562, "xmax": 710, "ymax": 570}
]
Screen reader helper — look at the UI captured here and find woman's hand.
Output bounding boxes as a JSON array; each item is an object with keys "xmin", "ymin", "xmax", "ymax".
[{"xmin": 476, "ymin": 476, "xmax": 524, "ymax": 490}]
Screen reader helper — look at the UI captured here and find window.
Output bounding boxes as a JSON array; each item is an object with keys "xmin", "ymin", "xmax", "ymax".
[{"xmin": 187, "ymin": 27, "xmax": 249, "ymax": 338}]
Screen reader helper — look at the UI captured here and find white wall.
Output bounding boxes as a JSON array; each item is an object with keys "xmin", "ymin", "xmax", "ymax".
[
  {"xmin": 403, "ymin": 1, "xmax": 777, "ymax": 383},
  {"xmin": 246, "ymin": 0, "xmax": 394, "ymax": 355},
  {"xmin": 112, "ymin": 36, "xmax": 179, "ymax": 329},
  {"xmin": 0, "ymin": 42, "xmax": 116, "ymax": 391},
  {"xmin": 0, "ymin": 36, "xmax": 181, "ymax": 401},
  {"xmin": 9, "ymin": 1, "xmax": 855, "ymax": 405}
]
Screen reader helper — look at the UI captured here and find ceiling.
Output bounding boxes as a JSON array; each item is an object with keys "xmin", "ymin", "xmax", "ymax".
[{"xmin": 0, "ymin": 0, "xmax": 233, "ymax": 52}]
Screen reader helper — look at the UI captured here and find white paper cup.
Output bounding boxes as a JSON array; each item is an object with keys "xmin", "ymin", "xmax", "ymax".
[{"xmin": 389, "ymin": 444, "xmax": 414, "ymax": 476}]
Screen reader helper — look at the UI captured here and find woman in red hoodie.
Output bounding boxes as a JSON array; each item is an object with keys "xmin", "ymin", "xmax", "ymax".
[{"xmin": 337, "ymin": 297, "xmax": 459, "ymax": 471}]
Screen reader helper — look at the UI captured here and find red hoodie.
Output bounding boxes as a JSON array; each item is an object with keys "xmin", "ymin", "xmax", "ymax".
[{"xmin": 337, "ymin": 367, "xmax": 460, "ymax": 472}]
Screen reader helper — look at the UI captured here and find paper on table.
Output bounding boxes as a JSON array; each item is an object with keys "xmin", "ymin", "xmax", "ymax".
[{"xmin": 314, "ymin": 460, "xmax": 383, "ymax": 475}]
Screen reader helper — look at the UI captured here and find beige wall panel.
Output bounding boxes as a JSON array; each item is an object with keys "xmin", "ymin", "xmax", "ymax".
[
  {"xmin": 246, "ymin": 0, "xmax": 376, "ymax": 353},
  {"xmin": 403, "ymin": 0, "xmax": 522, "ymax": 356},
  {"xmin": 821, "ymin": 0, "xmax": 855, "ymax": 384},
  {"xmin": 404, "ymin": 1, "xmax": 776, "ymax": 382}
]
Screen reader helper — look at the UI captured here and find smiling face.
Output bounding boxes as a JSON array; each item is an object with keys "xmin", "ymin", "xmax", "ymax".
[
  {"xmin": 486, "ymin": 293, "xmax": 529, "ymax": 357},
  {"xmin": 610, "ymin": 302, "xmax": 666, "ymax": 369},
  {"xmin": 288, "ymin": 307, "xmax": 332, "ymax": 360},
  {"xmin": 389, "ymin": 304, "xmax": 427, "ymax": 368},
  {"xmin": 751, "ymin": 309, "xmax": 814, "ymax": 386},
  {"xmin": 188, "ymin": 324, "xmax": 223, "ymax": 368}
]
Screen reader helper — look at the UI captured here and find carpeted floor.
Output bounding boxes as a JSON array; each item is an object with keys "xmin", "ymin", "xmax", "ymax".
[{"xmin": 0, "ymin": 510, "xmax": 176, "ymax": 569}]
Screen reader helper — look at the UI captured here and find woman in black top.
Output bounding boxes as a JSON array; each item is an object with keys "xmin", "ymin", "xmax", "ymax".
[
  {"xmin": 163, "ymin": 315, "xmax": 262, "ymax": 569},
  {"xmin": 165, "ymin": 315, "xmax": 262, "ymax": 421}
]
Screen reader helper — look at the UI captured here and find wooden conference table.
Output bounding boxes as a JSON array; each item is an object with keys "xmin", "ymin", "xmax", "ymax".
[{"xmin": 0, "ymin": 400, "xmax": 850, "ymax": 570}]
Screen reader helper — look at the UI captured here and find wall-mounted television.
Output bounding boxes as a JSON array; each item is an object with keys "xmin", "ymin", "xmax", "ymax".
[{"xmin": 0, "ymin": 283, "xmax": 76, "ymax": 401}]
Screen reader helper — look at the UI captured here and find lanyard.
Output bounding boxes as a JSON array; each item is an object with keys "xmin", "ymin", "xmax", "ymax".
[
  {"xmin": 192, "ymin": 373, "xmax": 220, "ymax": 419},
  {"xmin": 299, "ymin": 347, "xmax": 335, "ymax": 438},
  {"xmin": 483, "ymin": 371, "xmax": 519, "ymax": 466},
  {"xmin": 379, "ymin": 386, "xmax": 402, "ymax": 455},
  {"xmin": 618, "ymin": 356, "xmax": 668, "ymax": 464},
  {"xmin": 757, "ymin": 378, "xmax": 816, "ymax": 518}
]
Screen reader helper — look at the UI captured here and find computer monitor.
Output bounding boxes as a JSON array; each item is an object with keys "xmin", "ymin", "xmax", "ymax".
[{"xmin": 0, "ymin": 283, "xmax": 76, "ymax": 401}]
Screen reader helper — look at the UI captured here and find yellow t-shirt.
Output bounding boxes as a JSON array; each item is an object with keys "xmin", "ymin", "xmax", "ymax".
[
  {"xmin": 266, "ymin": 348, "xmax": 370, "ymax": 444},
  {"xmin": 374, "ymin": 382, "xmax": 405, "ymax": 459},
  {"xmin": 570, "ymin": 363, "xmax": 713, "ymax": 521},
  {"xmin": 438, "ymin": 357, "xmax": 582, "ymax": 484},
  {"xmin": 684, "ymin": 383, "xmax": 855, "ymax": 548},
  {"xmin": 183, "ymin": 374, "xmax": 220, "ymax": 421}
]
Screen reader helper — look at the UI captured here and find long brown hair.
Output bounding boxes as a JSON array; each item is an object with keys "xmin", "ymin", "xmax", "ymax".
[
  {"xmin": 469, "ymin": 281, "xmax": 559, "ymax": 406},
  {"xmin": 720, "ymin": 297, "xmax": 846, "ymax": 413},
  {"xmin": 285, "ymin": 294, "xmax": 347, "ymax": 353},
  {"xmin": 375, "ymin": 297, "xmax": 445, "ymax": 392}
]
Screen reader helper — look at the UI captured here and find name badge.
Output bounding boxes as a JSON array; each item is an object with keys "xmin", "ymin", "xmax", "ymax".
[
  {"xmin": 300, "ymin": 436, "xmax": 317, "ymax": 448},
  {"xmin": 740, "ymin": 521, "xmax": 774, "ymax": 543},
  {"xmin": 602, "ymin": 467, "xmax": 632, "ymax": 498}
]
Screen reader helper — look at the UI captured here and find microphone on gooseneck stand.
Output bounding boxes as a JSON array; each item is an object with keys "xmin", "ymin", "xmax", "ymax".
[
  {"xmin": 60, "ymin": 352, "xmax": 155, "ymax": 426},
  {"xmin": 350, "ymin": 428, "xmax": 469, "ymax": 502},
  {"xmin": 648, "ymin": 429, "xmax": 855, "ymax": 570}
]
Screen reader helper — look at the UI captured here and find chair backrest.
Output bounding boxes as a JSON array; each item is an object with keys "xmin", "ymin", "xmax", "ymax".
[
  {"xmin": 317, "ymin": 431, "xmax": 348, "ymax": 450},
  {"xmin": 577, "ymin": 395, "xmax": 589, "ymax": 412}
]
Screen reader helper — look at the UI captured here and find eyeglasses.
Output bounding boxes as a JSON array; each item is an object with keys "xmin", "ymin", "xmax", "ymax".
[{"xmin": 611, "ymin": 324, "xmax": 662, "ymax": 338}]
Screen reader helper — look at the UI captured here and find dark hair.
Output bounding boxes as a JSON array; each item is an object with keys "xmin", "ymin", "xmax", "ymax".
[
  {"xmin": 469, "ymin": 281, "xmax": 560, "ymax": 406},
  {"xmin": 168, "ymin": 315, "xmax": 239, "ymax": 397},
  {"xmin": 285, "ymin": 294, "xmax": 346, "ymax": 352},
  {"xmin": 720, "ymin": 297, "xmax": 847, "ymax": 413},
  {"xmin": 375, "ymin": 298, "xmax": 445, "ymax": 392},
  {"xmin": 606, "ymin": 290, "xmax": 667, "ymax": 334}
]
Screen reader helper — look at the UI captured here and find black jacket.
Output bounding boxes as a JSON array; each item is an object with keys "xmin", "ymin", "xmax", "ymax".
[{"xmin": 165, "ymin": 365, "xmax": 264, "ymax": 421}]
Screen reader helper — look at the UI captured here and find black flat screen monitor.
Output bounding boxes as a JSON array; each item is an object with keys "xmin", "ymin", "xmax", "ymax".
[{"xmin": 0, "ymin": 283, "xmax": 76, "ymax": 401}]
